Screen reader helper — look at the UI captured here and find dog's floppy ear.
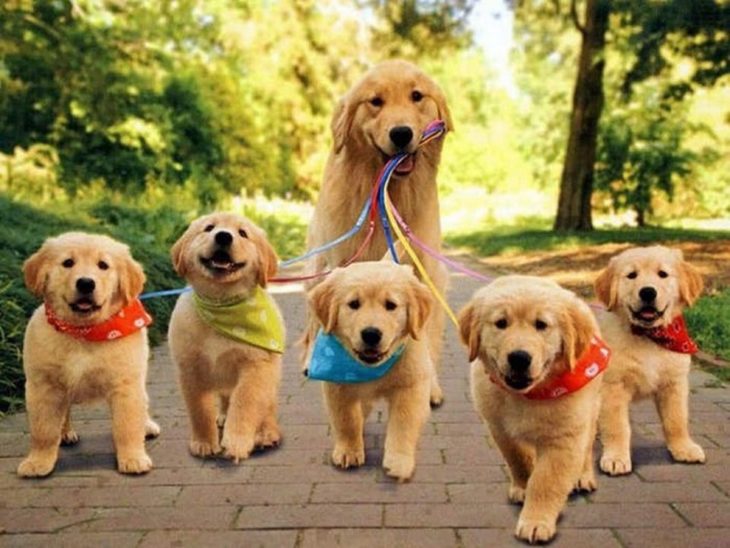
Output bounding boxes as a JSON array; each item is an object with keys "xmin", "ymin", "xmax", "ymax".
[
  {"xmin": 424, "ymin": 79, "xmax": 454, "ymax": 132},
  {"xmin": 406, "ymin": 279, "xmax": 433, "ymax": 340},
  {"xmin": 23, "ymin": 239, "xmax": 55, "ymax": 297},
  {"xmin": 118, "ymin": 248, "xmax": 146, "ymax": 306},
  {"xmin": 331, "ymin": 94, "xmax": 357, "ymax": 154},
  {"xmin": 308, "ymin": 275, "xmax": 339, "ymax": 333},
  {"xmin": 594, "ymin": 257, "xmax": 619, "ymax": 310},
  {"xmin": 560, "ymin": 298, "xmax": 597, "ymax": 371},
  {"xmin": 457, "ymin": 301, "xmax": 481, "ymax": 362},
  {"xmin": 676, "ymin": 251, "xmax": 704, "ymax": 306},
  {"xmin": 170, "ymin": 223, "xmax": 196, "ymax": 277},
  {"xmin": 253, "ymin": 228, "xmax": 279, "ymax": 288}
]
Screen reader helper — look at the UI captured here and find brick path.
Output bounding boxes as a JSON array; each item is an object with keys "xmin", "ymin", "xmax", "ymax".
[{"xmin": 1, "ymin": 273, "xmax": 729, "ymax": 547}]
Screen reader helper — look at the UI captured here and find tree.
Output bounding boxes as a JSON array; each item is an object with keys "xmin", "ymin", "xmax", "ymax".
[
  {"xmin": 553, "ymin": 0, "xmax": 609, "ymax": 231},
  {"xmin": 548, "ymin": 0, "xmax": 730, "ymax": 230}
]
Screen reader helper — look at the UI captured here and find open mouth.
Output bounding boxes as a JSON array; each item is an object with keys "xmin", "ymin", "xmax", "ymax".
[
  {"xmin": 69, "ymin": 297, "xmax": 101, "ymax": 315},
  {"xmin": 355, "ymin": 348, "xmax": 387, "ymax": 365},
  {"xmin": 378, "ymin": 149, "xmax": 416, "ymax": 176},
  {"xmin": 504, "ymin": 374, "xmax": 532, "ymax": 391},
  {"xmin": 630, "ymin": 304, "xmax": 666, "ymax": 324},
  {"xmin": 200, "ymin": 250, "xmax": 246, "ymax": 274}
]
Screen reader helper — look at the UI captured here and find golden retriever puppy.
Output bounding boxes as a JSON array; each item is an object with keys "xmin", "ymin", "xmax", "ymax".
[
  {"xmin": 594, "ymin": 246, "xmax": 705, "ymax": 476},
  {"xmin": 459, "ymin": 276, "xmax": 608, "ymax": 544},
  {"xmin": 168, "ymin": 212, "xmax": 284, "ymax": 462},
  {"xmin": 307, "ymin": 261, "xmax": 434, "ymax": 481},
  {"xmin": 305, "ymin": 60, "xmax": 452, "ymax": 406},
  {"xmin": 19, "ymin": 232, "xmax": 159, "ymax": 477}
]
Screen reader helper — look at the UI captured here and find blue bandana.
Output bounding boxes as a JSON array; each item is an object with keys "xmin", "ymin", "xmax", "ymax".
[{"xmin": 308, "ymin": 330, "xmax": 405, "ymax": 384}]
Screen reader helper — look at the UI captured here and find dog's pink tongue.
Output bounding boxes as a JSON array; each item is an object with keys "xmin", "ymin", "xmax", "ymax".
[{"xmin": 395, "ymin": 155, "xmax": 415, "ymax": 175}]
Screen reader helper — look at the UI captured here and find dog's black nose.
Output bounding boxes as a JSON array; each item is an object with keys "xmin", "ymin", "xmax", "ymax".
[
  {"xmin": 76, "ymin": 277, "xmax": 95, "ymax": 294},
  {"xmin": 389, "ymin": 126, "xmax": 414, "ymax": 150},
  {"xmin": 507, "ymin": 350, "xmax": 532, "ymax": 372},
  {"xmin": 361, "ymin": 327, "xmax": 382, "ymax": 347},
  {"xmin": 215, "ymin": 231, "xmax": 233, "ymax": 247},
  {"xmin": 639, "ymin": 286, "xmax": 657, "ymax": 303}
]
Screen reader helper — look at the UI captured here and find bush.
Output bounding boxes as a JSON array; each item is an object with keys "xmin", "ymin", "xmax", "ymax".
[{"xmin": 686, "ymin": 288, "xmax": 730, "ymax": 362}]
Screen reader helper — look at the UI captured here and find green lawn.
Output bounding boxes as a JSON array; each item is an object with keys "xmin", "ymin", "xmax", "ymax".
[{"xmin": 446, "ymin": 225, "xmax": 730, "ymax": 257}]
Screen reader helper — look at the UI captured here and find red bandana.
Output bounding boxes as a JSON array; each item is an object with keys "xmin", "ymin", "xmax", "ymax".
[
  {"xmin": 45, "ymin": 298, "xmax": 153, "ymax": 342},
  {"xmin": 490, "ymin": 336, "xmax": 611, "ymax": 400},
  {"xmin": 631, "ymin": 314, "xmax": 698, "ymax": 354}
]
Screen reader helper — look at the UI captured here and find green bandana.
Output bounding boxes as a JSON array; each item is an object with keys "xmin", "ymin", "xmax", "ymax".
[{"xmin": 192, "ymin": 286, "xmax": 285, "ymax": 353}]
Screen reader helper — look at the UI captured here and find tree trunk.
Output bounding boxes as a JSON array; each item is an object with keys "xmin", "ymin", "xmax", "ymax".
[{"xmin": 553, "ymin": 0, "xmax": 610, "ymax": 231}]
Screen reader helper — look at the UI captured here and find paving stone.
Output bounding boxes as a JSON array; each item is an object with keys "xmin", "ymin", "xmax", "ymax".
[
  {"xmin": 236, "ymin": 503, "xmax": 382, "ymax": 529},
  {"xmin": 300, "ymin": 528, "xmax": 458, "ymax": 547},
  {"xmin": 139, "ymin": 530, "xmax": 298, "ymax": 547}
]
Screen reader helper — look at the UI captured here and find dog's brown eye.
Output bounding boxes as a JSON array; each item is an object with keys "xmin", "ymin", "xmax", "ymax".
[
  {"xmin": 411, "ymin": 90, "xmax": 423, "ymax": 102},
  {"xmin": 627, "ymin": 271, "xmax": 638, "ymax": 279},
  {"xmin": 495, "ymin": 318, "xmax": 508, "ymax": 330},
  {"xmin": 238, "ymin": 229, "xmax": 248, "ymax": 239},
  {"xmin": 62, "ymin": 258, "xmax": 74, "ymax": 268},
  {"xmin": 348, "ymin": 299, "xmax": 360, "ymax": 310},
  {"xmin": 369, "ymin": 97, "xmax": 383, "ymax": 107},
  {"xmin": 98, "ymin": 261, "xmax": 109, "ymax": 271},
  {"xmin": 385, "ymin": 300, "xmax": 397, "ymax": 311},
  {"xmin": 535, "ymin": 319, "xmax": 547, "ymax": 331},
  {"xmin": 204, "ymin": 224, "xmax": 215, "ymax": 232},
  {"xmin": 658, "ymin": 270, "xmax": 668, "ymax": 278}
]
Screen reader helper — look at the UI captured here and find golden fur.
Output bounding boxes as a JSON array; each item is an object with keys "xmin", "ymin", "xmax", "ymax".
[
  {"xmin": 168, "ymin": 212, "xmax": 283, "ymax": 462},
  {"xmin": 305, "ymin": 60, "xmax": 452, "ymax": 406},
  {"xmin": 19, "ymin": 232, "xmax": 159, "ymax": 477},
  {"xmin": 307, "ymin": 261, "xmax": 434, "ymax": 481},
  {"xmin": 458, "ymin": 276, "xmax": 602, "ymax": 544},
  {"xmin": 594, "ymin": 246, "xmax": 705, "ymax": 475}
]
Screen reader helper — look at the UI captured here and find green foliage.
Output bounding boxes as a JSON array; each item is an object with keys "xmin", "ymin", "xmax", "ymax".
[
  {"xmin": 595, "ymin": 89, "xmax": 699, "ymax": 226},
  {"xmin": 686, "ymin": 288, "xmax": 730, "ymax": 362}
]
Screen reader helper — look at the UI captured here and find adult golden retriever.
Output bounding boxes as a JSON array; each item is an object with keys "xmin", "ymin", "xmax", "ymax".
[
  {"xmin": 168, "ymin": 212, "xmax": 284, "ymax": 462},
  {"xmin": 305, "ymin": 60, "xmax": 452, "ymax": 406},
  {"xmin": 459, "ymin": 276, "xmax": 605, "ymax": 544},
  {"xmin": 307, "ymin": 261, "xmax": 434, "ymax": 481},
  {"xmin": 19, "ymin": 232, "xmax": 159, "ymax": 477},
  {"xmin": 594, "ymin": 246, "xmax": 705, "ymax": 476}
]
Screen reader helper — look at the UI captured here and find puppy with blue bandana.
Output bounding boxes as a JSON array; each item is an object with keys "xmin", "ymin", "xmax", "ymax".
[{"xmin": 307, "ymin": 261, "xmax": 433, "ymax": 481}]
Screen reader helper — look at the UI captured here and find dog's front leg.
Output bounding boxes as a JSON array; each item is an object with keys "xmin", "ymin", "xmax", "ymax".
[
  {"xmin": 221, "ymin": 362, "xmax": 276, "ymax": 463},
  {"xmin": 516, "ymin": 444, "xmax": 579, "ymax": 544},
  {"xmin": 324, "ymin": 384, "xmax": 365, "ymax": 469},
  {"xmin": 382, "ymin": 382, "xmax": 430, "ymax": 482},
  {"xmin": 655, "ymin": 376, "xmax": 705, "ymax": 464},
  {"xmin": 598, "ymin": 382, "xmax": 633, "ymax": 475},
  {"xmin": 109, "ymin": 387, "xmax": 152, "ymax": 474},
  {"xmin": 489, "ymin": 425, "xmax": 535, "ymax": 504},
  {"xmin": 179, "ymin": 372, "xmax": 220, "ymax": 458},
  {"xmin": 17, "ymin": 384, "xmax": 66, "ymax": 477}
]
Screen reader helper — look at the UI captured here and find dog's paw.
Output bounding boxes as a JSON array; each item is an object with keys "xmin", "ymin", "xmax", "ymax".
[
  {"xmin": 145, "ymin": 419, "xmax": 161, "ymax": 439},
  {"xmin": 255, "ymin": 424, "xmax": 282, "ymax": 449},
  {"xmin": 221, "ymin": 434, "xmax": 255, "ymax": 464},
  {"xmin": 515, "ymin": 516, "xmax": 556, "ymax": 544},
  {"xmin": 60, "ymin": 429, "xmax": 80, "ymax": 446},
  {"xmin": 669, "ymin": 440, "xmax": 706, "ymax": 464},
  {"xmin": 117, "ymin": 453, "xmax": 153, "ymax": 474},
  {"xmin": 600, "ymin": 454, "xmax": 632, "ymax": 476},
  {"xmin": 189, "ymin": 439, "xmax": 221, "ymax": 458},
  {"xmin": 331, "ymin": 444, "xmax": 365, "ymax": 469},
  {"xmin": 574, "ymin": 470, "xmax": 598, "ymax": 492},
  {"xmin": 383, "ymin": 452, "xmax": 415, "ymax": 482},
  {"xmin": 508, "ymin": 484, "xmax": 526, "ymax": 504},
  {"xmin": 17, "ymin": 457, "xmax": 55, "ymax": 478}
]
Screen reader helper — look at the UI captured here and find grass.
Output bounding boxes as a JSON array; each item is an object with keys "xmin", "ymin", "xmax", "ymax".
[
  {"xmin": 686, "ymin": 288, "xmax": 730, "ymax": 366},
  {"xmin": 445, "ymin": 224, "xmax": 730, "ymax": 258}
]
